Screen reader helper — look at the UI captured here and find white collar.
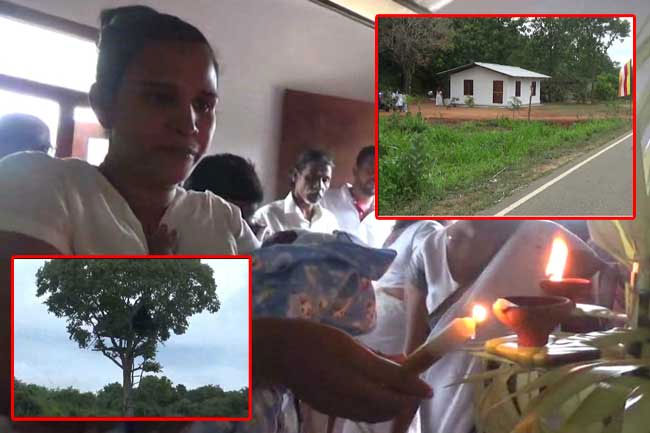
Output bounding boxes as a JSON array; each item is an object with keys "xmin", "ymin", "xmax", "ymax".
[{"xmin": 283, "ymin": 192, "xmax": 322, "ymax": 221}]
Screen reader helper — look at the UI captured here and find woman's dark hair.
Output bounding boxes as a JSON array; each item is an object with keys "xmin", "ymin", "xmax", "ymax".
[
  {"xmin": 185, "ymin": 154, "xmax": 264, "ymax": 204},
  {"xmin": 96, "ymin": 5, "xmax": 218, "ymax": 100}
]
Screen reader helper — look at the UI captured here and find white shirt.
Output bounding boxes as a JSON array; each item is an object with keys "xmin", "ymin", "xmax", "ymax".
[
  {"xmin": 0, "ymin": 152, "xmax": 259, "ymax": 255},
  {"xmin": 251, "ymin": 192, "xmax": 339, "ymax": 241},
  {"xmin": 413, "ymin": 221, "xmax": 593, "ymax": 433},
  {"xmin": 377, "ymin": 221, "xmax": 443, "ymax": 289},
  {"xmin": 406, "ymin": 227, "xmax": 460, "ymax": 315},
  {"xmin": 322, "ymin": 184, "xmax": 393, "ymax": 248}
]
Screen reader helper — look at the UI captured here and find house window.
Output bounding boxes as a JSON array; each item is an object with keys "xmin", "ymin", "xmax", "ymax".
[
  {"xmin": 515, "ymin": 81, "xmax": 521, "ymax": 97},
  {"xmin": 463, "ymin": 80, "xmax": 473, "ymax": 96},
  {"xmin": 531, "ymin": 81, "xmax": 537, "ymax": 96},
  {"xmin": 0, "ymin": 5, "xmax": 107, "ymax": 163}
]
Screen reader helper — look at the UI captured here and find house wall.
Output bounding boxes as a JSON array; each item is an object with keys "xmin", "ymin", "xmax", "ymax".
[
  {"xmin": 7, "ymin": 0, "xmax": 375, "ymax": 201},
  {"xmin": 450, "ymin": 66, "xmax": 510, "ymax": 106},
  {"xmin": 450, "ymin": 66, "xmax": 543, "ymax": 106},
  {"xmin": 505, "ymin": 78, "xmax": 542, "ymax": 105}
]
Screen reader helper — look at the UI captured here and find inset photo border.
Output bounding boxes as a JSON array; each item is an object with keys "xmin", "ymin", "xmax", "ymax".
[
  {"xmin": 375, "ymin": 14, "xmax": 636, "ymax": 220},
  {"xmin": 10, "ymin": 255, "xmax": 252, "ymax": 422}
]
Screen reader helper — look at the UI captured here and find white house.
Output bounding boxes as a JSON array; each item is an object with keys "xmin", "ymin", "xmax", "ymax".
[{"xmin": 439, "ymin": 62, "xmax": 551, "ymax": 107}]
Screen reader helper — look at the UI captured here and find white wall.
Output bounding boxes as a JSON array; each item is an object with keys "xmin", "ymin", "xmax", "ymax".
[
  {"xmin": 8, "ymin": 0, "xmax": 374, "ymax": 201},
  {"xmin": 450, "ymin": 67, "xmax": 544, "ymax": 106},
  {"xmin": 504, "ymin": 78, "xmax": 541, "ymax": 106},
  {"xmin": 450, "ymin": 66, "xmax": 511, "ymax": 106}
]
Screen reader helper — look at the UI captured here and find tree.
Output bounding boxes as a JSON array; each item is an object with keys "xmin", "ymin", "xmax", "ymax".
[
  {"xmin": 593, "ymin": 71, "xmax": 618, "ymax": 101},
  {"xmin": 378, "ymin": 17, "xmax": 453, "ymax": 94},
  {"xmin": 132, "ymin": 375, "xmax": 177, "ymax": 416},
  {"xmin": 522, "ymin": 18, "xmax": 630, "ymax": 102},
  {"xmin": 35, "ymin": 259, "xmax": 219, "ymax": 416},
  {"xmin": 96, "ymin": 382, "xmax": 123, "ymax": 415},
  {"xmin": 14, "ymin": 379, "xmax": 43, "ymax": 416}
]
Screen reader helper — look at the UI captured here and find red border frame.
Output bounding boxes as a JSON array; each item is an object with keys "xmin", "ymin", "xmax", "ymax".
[
  {"xmin": 374, "ymin": 13, "xmax": 637, "ymax": 220},
  {"xmin": 10, "ymin": 255, "xmax": 253, "ymax": 423}
]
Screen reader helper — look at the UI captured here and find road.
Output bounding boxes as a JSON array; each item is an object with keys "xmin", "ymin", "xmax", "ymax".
[{"xmin": 480, "ymin": 132, "xmax": 633, "ymax": 216}]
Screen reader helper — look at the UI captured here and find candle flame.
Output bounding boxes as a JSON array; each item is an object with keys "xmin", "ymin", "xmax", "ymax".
[
  {"xmin": 545, "ymin": 237, "xmax": 568, "ymax": 282},
  {"xmin": 472, "ymin": 304, "xmax": 488, "ymax": 323}
]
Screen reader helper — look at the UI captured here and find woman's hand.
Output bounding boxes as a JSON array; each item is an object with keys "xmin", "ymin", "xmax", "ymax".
[{"xmin": 253, "ymin": 318, "xmax": 432, "ymax": 423}]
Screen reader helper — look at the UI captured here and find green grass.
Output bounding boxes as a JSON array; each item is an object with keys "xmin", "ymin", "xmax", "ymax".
[
  {"xmin": 533, "ymin": 100, "xmax": 632, "ymax": 116},
  {"xmin": 378, "ymin": 113, "xmax": 631, "ymax": 215}
]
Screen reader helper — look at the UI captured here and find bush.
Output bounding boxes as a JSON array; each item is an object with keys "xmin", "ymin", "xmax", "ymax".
[
  {"xmin": 508, "ymin": 97, "xmax": 522, "ymax": 119},
  {"xmin": 464, "ymin": 95, "xmax": 475, "ymax": 107},
  {"xmin": 593, "ymin": 72, "xmax": 618, "ymax": 101},
  {"xmin": 508, "ymin": 97, "xmax": 522, "ymax": 110}
]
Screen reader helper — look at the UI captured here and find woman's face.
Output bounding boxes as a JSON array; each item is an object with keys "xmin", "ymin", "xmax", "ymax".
[{"xmin": 103, "ymin": 40, "xmax": 218, "ymax": 187}]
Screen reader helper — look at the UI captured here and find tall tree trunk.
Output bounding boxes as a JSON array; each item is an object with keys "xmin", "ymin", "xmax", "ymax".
[
  {"xmin": 122, "ymin": 355, "xmax": 134, "ymax": 416},
  {"xmin": 403, "ymin": 61, "xmax": 416, "ymax": 95}
]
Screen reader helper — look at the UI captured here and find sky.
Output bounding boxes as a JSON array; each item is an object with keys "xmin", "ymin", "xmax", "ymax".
[
  {"xmin": 606, "ymin": 18, "xmax": 634, "ymax": 66},
  {"xmin": 12, "ymin": 259, "xmax": 249, "ymax": 394}
]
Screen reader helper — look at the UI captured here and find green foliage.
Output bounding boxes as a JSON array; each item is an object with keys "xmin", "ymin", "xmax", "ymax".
[
  {"xmin": 464, "ymin": 95, "xmax": 475, "ymax": 107},
  {"xmin": 508, "ymin": 97, "xmax": 522, "ymax": 119},
  {"xmin": 378, "ymin": 17, "xmax": 453, "ymax": 93},
  {"xmin": 14, "ymin": 377, "xmax": 248, "ymax": 417},
  {"xmin": 593, "ymin": 72, "xmax": 619, "ymax": 101},
  {"xmin": 508, "ymin": 97, "xmax": 522, "ymax": 110},
  {"xmin": 465, "ymin": 328, "xmax": 650, "ymax": 433},
  {"xmin": 96, "ymin": 382, "xmax": 123, "ymax": 415},
  {"xmin": 379, "ymin": 17, "xmax": 631, "ymax": 103},
  {"xmin": 378, "ymin": 115, "xmax": 629, "ymax": 214},
  {"xmin": 35, "ymin": 259, "xmax": 219, "ymax": 415}
]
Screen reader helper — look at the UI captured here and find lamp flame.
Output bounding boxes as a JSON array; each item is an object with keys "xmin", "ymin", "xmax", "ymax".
[
  {"xmin": 472, "ymin": 304, "xmax": 488, "ymax": 323},
  {"xmin": 545, "ymin": 237, "xmax": 568, "ymax": 282}
]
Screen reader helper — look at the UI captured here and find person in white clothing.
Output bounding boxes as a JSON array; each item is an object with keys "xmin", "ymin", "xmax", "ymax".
[
  {"xmin": 252, "ymin": 149, "xmax": 339, "ymax": 241},
  {"xmin": 435, "ymin": 89, "xmax": 443, "ymax": 106},
  {"xmin": 401, "ymin": 221, "xmax": 606, "ymax": 433},
  {"xmin": 343, "ymin": 220, "xmax": 444, "ymax": 433},
  {"xmin": 322, "ymin": 146, "xmax": 392, "ymax": 248},
  {"xmin": 0, "ymin": 7, "xmax": 430, "ymax": 433},
  {"xmin": 395, "ymin": 91, "xmax": 404, "ymax": 112}
]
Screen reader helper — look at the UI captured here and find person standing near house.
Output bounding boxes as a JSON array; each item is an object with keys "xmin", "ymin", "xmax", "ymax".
[
  {"xmin": 322, "ymin": 146, "xmax": 392, "ymax": 248},
  {"xmin": 435, "ymin": 89, "xmax": 443, "ymax": 106},
  {"xmin": 395, "ymin": 91, "xmax": 404, "ymax": 112},
  {"xmin": 252, "ymin": 149, "xmax": 339, "ymax": 241}
]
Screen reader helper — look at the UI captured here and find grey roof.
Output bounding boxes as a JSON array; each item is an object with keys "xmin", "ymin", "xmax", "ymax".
[{"xmin": 438, "ymin": 62, "xmax": 551, "ymax": 79}]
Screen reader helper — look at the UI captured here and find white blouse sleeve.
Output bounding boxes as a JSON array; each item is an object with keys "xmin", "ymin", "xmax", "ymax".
[
  {"xmin": 0, "ymin": 152, "xmax": 71, "ymax": 253},
  {"xmin": 406, "ymin": 227, "xmax": 460, "ymax": 315},
  {"xmin": 226, "ymin": 201, "xmax": 260, "ymax": 254}
]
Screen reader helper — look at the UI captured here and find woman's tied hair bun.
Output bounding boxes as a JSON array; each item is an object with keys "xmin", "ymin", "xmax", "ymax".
[
  {"xmin": 98, "ymin": 5, "xmax": 159, "ymax": 32},
  {"xmin": 95, "ymin": 5, "xmax": 218, "ymax": 102}
]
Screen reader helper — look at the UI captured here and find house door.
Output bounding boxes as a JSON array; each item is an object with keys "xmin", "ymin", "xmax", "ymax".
[{"xmin": 493, "ymin": 80, "xmax": 503, "ymax": 104}]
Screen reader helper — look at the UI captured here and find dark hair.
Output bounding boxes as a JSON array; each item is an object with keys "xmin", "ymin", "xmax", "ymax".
[
  {"xmin": 0, "ymin": 113, "xmax": 51, "ymax": 158},
  {"xmin": 96, "ymin": 5, "xmax": 218, "ymax": 100},
  {"xmin": 293, "ymin": 149, "xmax": 334, "ymax": 173},
  {"xmin": 355, "ymin": 146, "xmax": 374, "ymax": 167},
  {"xmin": 185, "ymin": 154, "xmax": 263, "ymax": 204},
  {"xmin": 290, "ymin": 149, "xmax": 335, "ymax": 186}
]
